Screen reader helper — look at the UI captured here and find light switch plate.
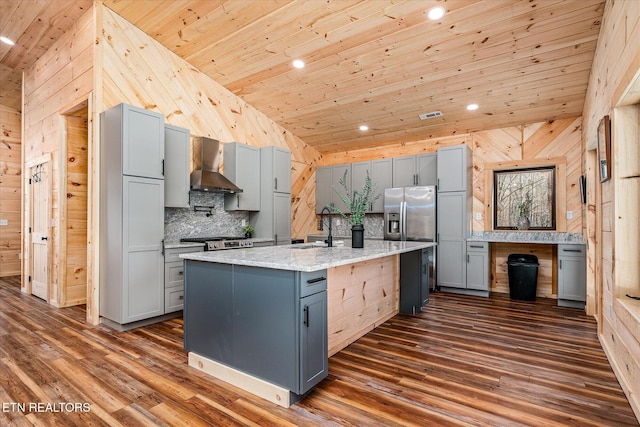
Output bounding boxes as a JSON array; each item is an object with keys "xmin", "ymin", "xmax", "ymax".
[
  {"xmin": 0, "ymin": 219, "xmax": 8, "ymax": 226},
  {"xmin": 566, "ymin": 211, "xmax": 573, "ymax": 219}
]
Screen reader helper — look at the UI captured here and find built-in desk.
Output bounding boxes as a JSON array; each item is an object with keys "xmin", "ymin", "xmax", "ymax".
[{"xmin": 467, "ymin": 232, "xmax": 586, "ymax": 308}]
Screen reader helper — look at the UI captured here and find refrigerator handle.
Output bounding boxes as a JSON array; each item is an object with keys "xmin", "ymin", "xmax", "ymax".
[{"xmin": 401, "ymin": 201, "xmax": 407, "ymax": 240}]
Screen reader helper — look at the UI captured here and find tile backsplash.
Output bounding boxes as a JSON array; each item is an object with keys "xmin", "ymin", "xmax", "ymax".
[
  {"xmin": 318, "ymin": 214, "xmax": 384, "ymax": 239},
  {"xmin": 164, "ymin": 192, "xmax": 248, "ymax": 243}
]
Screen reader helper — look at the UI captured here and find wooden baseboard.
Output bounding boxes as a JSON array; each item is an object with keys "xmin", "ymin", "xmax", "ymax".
[{"xmin": 188, "ymin": 352, "xmax": 293, "ymax": 408}]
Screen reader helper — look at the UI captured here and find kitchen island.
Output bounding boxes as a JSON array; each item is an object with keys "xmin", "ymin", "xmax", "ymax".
[{"xmin": 180, "ymin": 240, "xmax": 435, "ymax": 407}]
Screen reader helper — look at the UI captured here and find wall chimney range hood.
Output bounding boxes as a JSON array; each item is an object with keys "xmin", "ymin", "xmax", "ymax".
[{"xmin": 190, "ymin": 136, "xmax": 243, "ymax": 194}]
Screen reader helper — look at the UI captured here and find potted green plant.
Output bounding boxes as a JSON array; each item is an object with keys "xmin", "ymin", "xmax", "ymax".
[
  {"xmin": 330, "ymin": 169, "xmax": 380, "ymax": 248},
  {"xmin": 242, "ymin": 224, "xmax": 254, "ymax": 238},
  {"xmin": 516, "ymin": 192, "xmax": 532, "ymax": 230}
]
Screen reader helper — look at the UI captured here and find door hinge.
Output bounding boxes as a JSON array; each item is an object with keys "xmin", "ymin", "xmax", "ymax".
[
  {"xmin": 28, "ymin": 275, "xmax": 32, "ymax": 282},
  {"xmin": 29, "ymin": 227, "xmax": 32, "ymax": 233},
  {"xmin": 29, "ymin": 178, "xmax": 32, "ymax": 185}
]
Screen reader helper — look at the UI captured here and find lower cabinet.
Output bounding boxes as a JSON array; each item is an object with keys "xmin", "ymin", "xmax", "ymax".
[
  {"xmin": 184, "ymin": 262, "xmax": 328, "ymax": 396},
  {"xmin": 399, "ymin": 248, "xmax": 432, "ymax": 314},
  {"xmin": 466, "ymin": 241, "xmax": 489, "ymax": 293},
  {"xmin": 557, "ymin": 244, "xmax": 586, "ymax": 308},
  {"xmin": 164, "ymin": 246, "xmax": 204, "ymax": 313}
]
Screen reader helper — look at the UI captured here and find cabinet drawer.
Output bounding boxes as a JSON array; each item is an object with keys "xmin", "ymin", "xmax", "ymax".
[
  {"xmin": 165, "ymin": 246, "xmax": 204, "ymax": 263},
  {"xmin": 300, "ymin": 270, "xmax": 328, "ymax": 297},
  {"xmin": 165, "ymin": 287, "xmax": 184, "ymax": 313},
  {"xmin": 467, "ymin": 241, "xmax": 489, "ymax": 252},
  {"xmin": 558, "ymin": 244, "xmax": 585, "ymax": 257},
  {"xmin": 165, "ymin": 261, "xmax": 184, "ymax": 288}
]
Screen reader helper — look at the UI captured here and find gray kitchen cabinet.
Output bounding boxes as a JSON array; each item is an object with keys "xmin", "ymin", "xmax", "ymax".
[
  {"xmin": 249, "ymin": 147, "xmax": 292, "ymax": 245},
  {"xmin": 223, "ymin": 142, "xmax": 260, "ymax": 211},
  {"xmin": 100, "ymin": 103, "xmax": 166, "ymax": 327},
  {"xmin": 399, "ymin": 247, "xmax": 432, "ymax": 314},
  {"xmin": 436, "ymin": 144, "xmax": 475, "ymax": 295},
  {"xmin": 466, "ymin": 241, "xmax": 489, "ymax": 293},
  {"xmin": 315, "ymin": 164, "xmax": 351, "ymax": 214},
  {"xmin": 437, "ymin": 191, "xmax": 468, "ymax": 289},
  {"xmin": 184, "ymin": 262, "xmax": 328, "ymax": 397},
  {"xmin": 164, "ymin": 246, "xmax": 204, "ymax": 313},
  {"xmin": 315, "ymin": 166, "xmax": 332, "ymax": 213},
  {"xmin": 392, "ymin": 154, "xmax": 437, "ymax": 187},
  {"xmin": 437, "ymin": 145, "xmax": 472, "ymax": 192},
  {"xmin": 164, "ymin": 124, "xmax": 190, "ymax": 208},
  {"xmin": 259, "ymin": 146, "xmax": 291, "ymax": 193},
  {"xmin": 352, "ymin": 159, "xmax": 392, "ymax": 213},
  {"xmin": 331, "ymin": 164, "xmax": 351, "ymax": 213},
  {"xmin": 557, "ymin": 244, "xmax": 586, "ymax": 308}
]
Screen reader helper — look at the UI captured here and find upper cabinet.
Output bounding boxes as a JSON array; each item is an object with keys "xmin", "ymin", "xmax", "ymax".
[
  {"xmin": 224, "ymin": 142, "xmax": 261, "ymax": 211},
  {"xmin": 351, "ymin": 159, "xmax": 392, "ymax": 213},
  {"xmin": 268, "ymin": 146, "xmax": 291, "ymax": 193},
  {"xmin": 437, "ymin": 145, "xmax": 472, "ymax": 192},
  {"xmin": 392, "ymin": 154, "xmax": 437, "ymax": 187},
  {"xmin": 315, "ymin": 164, "xmax": 352, "ymax": 214},
  {"xmin": 105, "ymin": 103, "xmax": 165, "ymax": 179},
  {"xmin": 164, "ymin": 124, "xmax": 190, "ymax": 208}
]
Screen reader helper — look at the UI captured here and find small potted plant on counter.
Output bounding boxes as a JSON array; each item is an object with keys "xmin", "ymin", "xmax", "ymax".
[
  {"xmin": 242, "ymin": 224, "xmax": 254, "ymax": 238},
  {"xmin": 331, "ymin": 169, "xmax": 380, "ymax": 248}
]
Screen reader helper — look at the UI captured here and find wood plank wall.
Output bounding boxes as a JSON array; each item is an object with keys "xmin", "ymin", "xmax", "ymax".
[
  {"xmin": 21, "ymin": 6, "xmax": 94, "ymax": 305},
  {"xmin": 321, "ymin": 117, "xmax": 583, "ymax": 298},
  {"xmin": 62, "ymin": 112, "xmax": 88, "ymax": 306},
  {"xmin": 581, "ymin": 0, "xmax": 640, "ymax": 419},
  {"xmin": 0, "ymin": 104, "xmax": 22, "ymax": 276},
  {"xmin": 100, "ymin": 6, "xmax": 322, "ymax": 242}
]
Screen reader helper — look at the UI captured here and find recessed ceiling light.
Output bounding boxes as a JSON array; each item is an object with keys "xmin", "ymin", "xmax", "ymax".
[
  {"xmin": 292, "ymin": 59, "xmax": 305, "ymax": 69},
  {"xmin": 0, "ymin": 36, "xmax": 15, "ymax": 46},
  {"xmin": 359, "ymin": 125, "xmax": 369, "ymax": 131},
  {"xmin": 466, "ymin": 103, "xmax": 479, "ymax": 111},
  {"xmin": 427, "ymin": 6, "xmax": 445, "ymax": 21}
]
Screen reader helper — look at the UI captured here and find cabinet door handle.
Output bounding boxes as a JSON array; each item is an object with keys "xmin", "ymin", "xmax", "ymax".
[
  {"xmin": 178, "ymin": 295, "xmax": 184, "ymax": 300},
  {"xmin": 304, "ymin": 305, "xmax": 309, "ymax": 327},
  {"xmin": 467, "ymin": 254, "xmax": 470, "ymax": 263},
  {"xmin": 469, "ymin": 245, "xmax": 484, "ymax": 248},
  {"xmin": 178, "ymin": 270, "xmax": 183, "ymax": 276},
  {"xmin": 562, "ymin": 249, "xmax": 582, "ymax": 253},
  {"xmin": 559, "ymin": 260, "xmax": 562, "ymax": 269},
  {"xmin": 237, "ymin": 194, "xmax": 240, "ymax": 208},
  {"xmin": 307, "ymin": 277, "xmax": 327, "ymax": 284},
  {"xmin": 162, "ymin": 159, "xmax": 165, "ymax": 176},
  {"xmin": 275, "ymin": 177, "xmax": 278, "ymax": 190}
]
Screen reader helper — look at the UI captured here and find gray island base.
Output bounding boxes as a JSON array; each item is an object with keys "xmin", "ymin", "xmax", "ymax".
[{"xmin": 180, "ymin": 240, "xmax": 436, "ymax": 407}]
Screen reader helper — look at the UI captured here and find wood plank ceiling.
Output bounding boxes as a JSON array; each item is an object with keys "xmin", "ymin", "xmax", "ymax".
[{"xmin": 1, "ymin": 0, "xmax": 604, "ymax": 154}]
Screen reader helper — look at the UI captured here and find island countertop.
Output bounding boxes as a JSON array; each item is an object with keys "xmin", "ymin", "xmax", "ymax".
[{"xmin": 180, "ymin": 240, "xmax": 436, "ymax": 272}]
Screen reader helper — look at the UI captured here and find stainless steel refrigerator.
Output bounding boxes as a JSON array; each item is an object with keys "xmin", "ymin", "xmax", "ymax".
[{"xmin": 384, "ymin": 186, "xmax": 436, "ymax": 313}]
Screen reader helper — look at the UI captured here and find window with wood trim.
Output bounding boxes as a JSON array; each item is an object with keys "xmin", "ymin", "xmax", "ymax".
[{"xmin": 493, "ymin": 166, "xmax": 556, "ymax": 230}]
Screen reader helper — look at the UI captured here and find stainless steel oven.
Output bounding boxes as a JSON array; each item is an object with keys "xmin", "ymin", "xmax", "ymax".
[{"xmin": 180, "ymin": 236, "xmax": 253, "ymax": 251}]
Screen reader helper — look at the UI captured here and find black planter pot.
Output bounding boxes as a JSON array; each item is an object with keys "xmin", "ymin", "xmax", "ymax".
[{"xmin": 351, "ymin": 224, "xmax": 364, "ymax": 248}]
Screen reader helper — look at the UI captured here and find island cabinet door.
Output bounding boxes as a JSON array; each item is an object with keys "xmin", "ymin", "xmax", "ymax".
[
  {"xmin": 299, "ymin": 290, "xmax": 327, "ymax": 394},
  {"xmin": 183, "ymin": 261, "xmax": 234, "ymax": 364}
]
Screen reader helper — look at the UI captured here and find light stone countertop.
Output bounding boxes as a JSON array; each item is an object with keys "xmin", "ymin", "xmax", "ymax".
[
  {"xmin": 468, "ymin": 231, "xmax": 585, "ymax": 244},
  {"xmin": 180, "ymin": 240, "xmax": 436, "ymax": 272}
]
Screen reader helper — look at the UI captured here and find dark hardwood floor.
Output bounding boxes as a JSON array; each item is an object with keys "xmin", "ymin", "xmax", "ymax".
[{"xmin": 0, "ymin": 275, "xmax": 637, "ymax": 426}]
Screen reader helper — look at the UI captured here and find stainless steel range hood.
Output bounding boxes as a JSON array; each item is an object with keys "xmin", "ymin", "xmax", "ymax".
[{"xmin": 190, "ymin": 137, "xmax": 242, "ymax": 194}]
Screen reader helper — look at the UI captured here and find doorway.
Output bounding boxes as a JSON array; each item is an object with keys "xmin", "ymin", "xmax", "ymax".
[{"xmin": 27, "ymin": 156, "xmax": 51, "ymax": 301}]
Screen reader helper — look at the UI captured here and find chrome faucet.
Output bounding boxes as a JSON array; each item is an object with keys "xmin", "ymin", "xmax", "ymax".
[{"xmin": 319, "ymin": 206, "xmax": 333, "ymax": 247}]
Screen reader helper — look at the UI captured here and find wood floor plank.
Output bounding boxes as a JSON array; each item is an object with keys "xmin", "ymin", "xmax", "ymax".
[{"xmin": 0, "ymin": 276, "xmax": 637, "ymax": 426}]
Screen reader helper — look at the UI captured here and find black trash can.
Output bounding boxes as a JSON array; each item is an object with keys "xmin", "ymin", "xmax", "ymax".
[{"xmin": 507, "ymin": 254, "xmax": 539, "ymax": 301}]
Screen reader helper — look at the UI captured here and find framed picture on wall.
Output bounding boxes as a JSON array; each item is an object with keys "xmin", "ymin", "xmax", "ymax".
[{"xmin": 598, "ymin": 115, "xmax": 611, "ymax": 182}]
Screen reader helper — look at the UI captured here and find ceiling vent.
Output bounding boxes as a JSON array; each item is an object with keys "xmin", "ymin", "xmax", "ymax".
[{"xmin": 419, "ymin": 111, "xmax": 443, "ymax": 120}]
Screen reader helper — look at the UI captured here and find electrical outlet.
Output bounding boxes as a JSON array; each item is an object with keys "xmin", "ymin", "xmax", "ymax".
[
  {"xmin": 0, "ymin": 219, "xmax": 8, "ymax": 226},
  {"xmin": 475, "ymin": 213, "xmax": 482, "ymax": 220},
  {"xmin": 566, "ymin": 211, "xmax": 573, "ymax": 219},
  {"xmin": 336, "ymin": 219, "xmax": 341, "ymax": 226},
  {"xmin": 241, "ymin": 219, "xmax": 246, "ymax": 227}
]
